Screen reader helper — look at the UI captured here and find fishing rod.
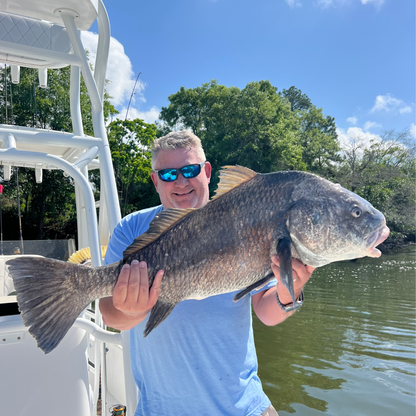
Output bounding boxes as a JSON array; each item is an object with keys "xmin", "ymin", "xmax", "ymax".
[{"xmin": 125, "ymin": 72, "xmax": 141, "ymax": 121}]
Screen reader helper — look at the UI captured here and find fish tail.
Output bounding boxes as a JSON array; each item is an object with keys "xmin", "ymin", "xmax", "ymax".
[{"xmin": 6, "ymin": 256, "xmax": 101, "ymax": 354}]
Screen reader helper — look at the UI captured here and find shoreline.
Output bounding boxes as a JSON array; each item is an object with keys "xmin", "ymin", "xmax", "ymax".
[{"xmin": 379, "ymin": 241, "xmax": 415, "ymax": 255}]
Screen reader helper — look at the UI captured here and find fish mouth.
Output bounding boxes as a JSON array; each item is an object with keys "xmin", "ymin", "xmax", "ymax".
[{"xmin": 366, "ymin": 225, "xmax": 390, "ymax": 258}]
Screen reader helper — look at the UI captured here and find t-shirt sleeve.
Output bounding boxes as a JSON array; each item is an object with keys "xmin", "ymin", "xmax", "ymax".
[
  {"xmin": 104, "ymin": 222, "xmax": 134, "ymax": 265},
  {"xmin": 104, "ymin": 205, "xmax": 164, "ymax": 266}
]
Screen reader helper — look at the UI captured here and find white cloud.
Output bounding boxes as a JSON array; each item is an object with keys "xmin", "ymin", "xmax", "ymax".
[
  {"xmin": 316, "ymin": 0, "xmax": 333, "ymax": 7},
  {"xmin": 399, "ymin": 106, "xmax": 412, "ymax": 114},
  {"xmin": 116, "ymin": 106, "xmax": 161, "ymax": 125},
  {"xmin": 363, "ymin": 121, "xmax": 382, "ymax": 131},
  {"xmin": 284, "ymin": 0, "xmax": 302, "ymax": 8},
  {"xmin": 410, "ymin": 124, "xmax": 416, "ymax": 139},
  {"xmin": 337, "ymin": 127, "xmax": 381, "ymax": 155},
  {"xmin": 347, "ymin": 116, "xmax": 358, "ymax": 125},
  {"xmin": 315, "ymin": 0, "xmax": 349, "ymax": 8},
  {"xmin": 370, "ymin": 93, "xmax": 412, "ymax": 114},
  {"xmin": 80, "ymin": 31, "xmax": 145, "ymax": 108},
  {"xmin": 315, "ymin": 0, "xmax": 382, "ymax": 9},
  {"xmin": 361, "ymin": 0, "xmax": 384, "ymax": 6},
  {"xmin": 337, "ymin": 127, "xmax": 412, "ymax": 161}
]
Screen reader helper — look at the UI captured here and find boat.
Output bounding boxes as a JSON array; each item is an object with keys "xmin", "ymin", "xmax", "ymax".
[{"xmin": 0, "ymin": 1, "xmax": 137, "ymax": 414}]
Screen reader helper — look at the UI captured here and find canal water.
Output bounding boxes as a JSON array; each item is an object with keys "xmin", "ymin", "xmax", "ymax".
[{"xmin": 254, "ymin": 250, "xmax": 415, "ymax": 416}]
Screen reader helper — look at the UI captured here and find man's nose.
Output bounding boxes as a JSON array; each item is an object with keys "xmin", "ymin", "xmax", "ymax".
[{"xmin": 175, "ymin": 173, "xmax": 190, "ymax": 186}]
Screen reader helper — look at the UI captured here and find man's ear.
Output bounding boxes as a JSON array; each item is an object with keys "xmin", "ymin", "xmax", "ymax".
[
  {"xmin": 204, "ymin": 161, "xmax": 212, "ymax": 183},
  {"xmin": 151, "ymin": 171, "xmax": 159, "ymax": 192}
]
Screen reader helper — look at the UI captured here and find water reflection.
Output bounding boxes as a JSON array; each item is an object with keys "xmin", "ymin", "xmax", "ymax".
[{"xmin": 254, "ymin": 251, "xmax": 416, "ymax": 415}]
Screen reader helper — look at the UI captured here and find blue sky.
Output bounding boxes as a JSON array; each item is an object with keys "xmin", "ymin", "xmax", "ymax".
[{"xmin": 85, "ymin": 0, "xmax": 415, "ymax": 146}]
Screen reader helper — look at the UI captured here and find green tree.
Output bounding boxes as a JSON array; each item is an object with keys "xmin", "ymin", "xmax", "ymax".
[
  {"xmin": 160, "ymin": 80, "xmax": 307, "ymax": 190},
  {"xmin": 281, "ymin": 86, "xmax": 340, "ymax": 175},
  {"xmin": 297, "ymin": 105, "xmax": 339, "ymax": 175},
  {"xmin": 107, "ymin": 119, "xmax": 159, "ymax": 217},
  {"xmin": 281, "ymin": 86, "xmax": 312, "ymax": 112},
  {"xmin": 0, "ymin": 65, "xmax": 118, "ymax": 240},
  {"xmin": 160, "ymin": 81, "xmax": 340, "ymax": 185},
  {"xmin": 336, "ymin": 130, "xmax": 415, "ymax": 248}
]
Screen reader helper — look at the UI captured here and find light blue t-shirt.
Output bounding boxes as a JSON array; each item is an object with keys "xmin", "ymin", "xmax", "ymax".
[{"xmin": 105, "ymin": 205, "xmax": 276, "ymax": 416}]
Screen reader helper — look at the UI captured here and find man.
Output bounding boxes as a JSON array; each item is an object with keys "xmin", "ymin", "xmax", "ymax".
[{"xmin": 100, "ymin": 130, "xmax": 314, "ymax": 416}]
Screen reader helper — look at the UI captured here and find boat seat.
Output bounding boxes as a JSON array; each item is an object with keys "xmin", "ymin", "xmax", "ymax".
[
  {"xmin": 0, "ymin": 314, "xmax": 93, "ymax": 415},
  {"xmin": 0, "ymin": 11, "xmax": 72, "ymax": 85}
]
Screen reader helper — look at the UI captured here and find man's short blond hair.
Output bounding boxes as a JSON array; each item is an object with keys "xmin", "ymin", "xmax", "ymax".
[{"xmin": 151, "ymin": 130, "xmax": 206, "ymax": 169}]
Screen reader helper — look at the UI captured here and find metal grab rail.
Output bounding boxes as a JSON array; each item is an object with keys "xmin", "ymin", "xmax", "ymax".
[{"xmin": 74, "ymin": 318, "xmax": 122, "ymax": 345}]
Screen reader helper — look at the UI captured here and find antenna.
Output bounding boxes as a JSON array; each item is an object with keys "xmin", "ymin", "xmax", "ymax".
[{"xmin": 125, "ymin": 72, "xmax": 141, "ymax": 121}]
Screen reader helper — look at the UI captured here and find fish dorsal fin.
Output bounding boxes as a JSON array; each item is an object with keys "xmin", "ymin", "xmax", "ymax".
[
  {"xmin": 212, "ymin": 165, "xmax": 257, "ymax": 200},
  {"xmin": 123, "ymin": 208, "xmax": 195, "ymax": 258}
]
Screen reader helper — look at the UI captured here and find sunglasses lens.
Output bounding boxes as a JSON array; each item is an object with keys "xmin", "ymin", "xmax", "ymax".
[
  {"xmin": 157, "ymin": 162, "xmax": 204, "ymax": 182},
  {"xmin": 181, "ymin": 164, "xmax": 201, "ymax": 178},
  {"xmin": 158, "ymin": 168, "xmax": 178, "ymax": 182}
]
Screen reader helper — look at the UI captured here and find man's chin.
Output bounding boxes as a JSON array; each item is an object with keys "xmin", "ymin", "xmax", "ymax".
[{"xmin": 172, "ymin": 196, "xmax": 198, "ymax": 209}]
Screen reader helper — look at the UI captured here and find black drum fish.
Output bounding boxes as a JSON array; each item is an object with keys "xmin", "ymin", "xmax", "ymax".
[{"xmin": 6, "ymin": 166, "xmax": 390, "ymax": 353}]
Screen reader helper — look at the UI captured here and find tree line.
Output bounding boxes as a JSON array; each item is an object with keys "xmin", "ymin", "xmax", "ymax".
[{"xmin": 0, "ymin": 67, "xmax": 414, "ymax": 249}]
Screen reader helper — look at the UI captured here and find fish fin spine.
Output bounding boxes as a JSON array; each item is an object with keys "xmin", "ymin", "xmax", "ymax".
[
  {"xmin": 212, "ymin": 166, "xmax": 257, "ymax": 200},
  {"xmin": 123, "ymin": 208, "xmax": 195, "ymax": 258}
]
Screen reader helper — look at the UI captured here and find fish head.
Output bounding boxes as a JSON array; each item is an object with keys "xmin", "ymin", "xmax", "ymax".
[{"xmin": 287, "ymin": 180, "xmax": 390, "ymax": 267}]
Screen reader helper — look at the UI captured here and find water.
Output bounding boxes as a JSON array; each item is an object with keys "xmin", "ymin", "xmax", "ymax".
[{"xmin": 254, "ymin": 251, "xmax": 416, "ymax": 416}]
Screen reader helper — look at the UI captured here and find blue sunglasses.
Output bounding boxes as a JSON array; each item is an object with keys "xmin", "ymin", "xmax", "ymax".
[{"xmin": 154, "ymin": 161, "xmax": 206, "ymax": 182}]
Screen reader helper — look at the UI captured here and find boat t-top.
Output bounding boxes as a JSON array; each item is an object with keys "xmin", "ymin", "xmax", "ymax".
[{"xmin": 0, "ymin": 1, "xmax": 137, "ymax": 414}]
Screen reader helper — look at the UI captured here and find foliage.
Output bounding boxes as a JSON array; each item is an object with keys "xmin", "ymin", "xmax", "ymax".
[
  {"xmin": 0, "ymin": 168, "xmax": 77, "ymax": 240},
  {"xmin": 0, "ymin": 66, "xmax": 413, "ymax": 249},
  {"xmin": 0, "ymin": 65, "xmax": 117, "ymax": 240},
  {"xmin": 106, "ymin": 119, "xmax": 159, "ymax": 217},
  {"xmin": 160, "ymin": 80, "xmax": 303, "ymax": 175},
  {"xmin": 281, "ymin": 86, "xmax": 340, "ymax": 176},
  {"xmin": 159, "ymin": 81, "xmax": 340, "ymax": 191},
  {"xmin": 335, "ymin": 130, "xmax": 415, "ymax": 247}
]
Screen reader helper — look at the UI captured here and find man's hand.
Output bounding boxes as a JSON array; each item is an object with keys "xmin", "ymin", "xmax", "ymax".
[
  {"xmin": 100, "ymin": 261, "xmax": 163, "ymax": 330},
  {"xmin": 271, "ymin": 255, "xmax": 315, "ymax": 306},
  {"xmin": 252, "ymin": 256, "xmax": 315, "ymax": 326},
  {"xmin": 113, "ymin": 260, "xmax": 163, "ymax": 318}
]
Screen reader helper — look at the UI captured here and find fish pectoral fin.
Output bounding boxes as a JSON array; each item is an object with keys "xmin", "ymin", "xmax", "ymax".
[
  {"xmin": 144, "ymin": 300, "xmax": 177, "ymax": 337},
  {"xmin": 233, "ymin": 272, "xmax": 275, "ymax": 302},
  {"xmin": 277, "ymin": 236, "xmax": 296, "ymax": 304}
]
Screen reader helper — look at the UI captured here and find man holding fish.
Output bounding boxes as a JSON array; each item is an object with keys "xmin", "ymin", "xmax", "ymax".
[{"xmin": 100, "ymin": 130, "xmax": 315, "ymax": 416}]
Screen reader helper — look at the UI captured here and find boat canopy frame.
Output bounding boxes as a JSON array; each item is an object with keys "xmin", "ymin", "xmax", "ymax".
[{"xmin": 0, "ymin": 1, "xmax": 137, "ymax": 414}]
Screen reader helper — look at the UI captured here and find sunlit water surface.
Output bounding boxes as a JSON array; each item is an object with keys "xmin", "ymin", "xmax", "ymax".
[{"xmin": 254, "ymin": 251, "xmax": 415, "ymax": 416}]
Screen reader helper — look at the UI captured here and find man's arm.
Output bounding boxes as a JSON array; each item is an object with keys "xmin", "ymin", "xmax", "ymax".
[
  {"xmin": 252, "ymin": 256, "xmax": 315, "ymax": 326},
  {"xmin": 99, "ymin": 261, "xmax": 164, "ymax": 331}
]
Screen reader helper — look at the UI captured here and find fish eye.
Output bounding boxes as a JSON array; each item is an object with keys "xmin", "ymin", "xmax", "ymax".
[{"xmin": 351, "ymin": 206, "xmax": 362, "ymax": 218}]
